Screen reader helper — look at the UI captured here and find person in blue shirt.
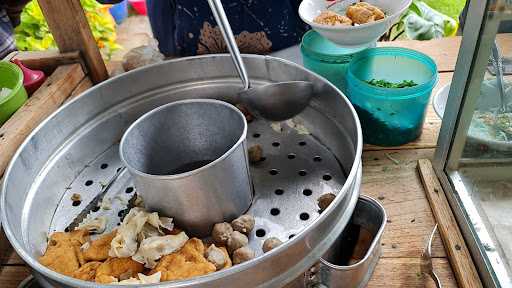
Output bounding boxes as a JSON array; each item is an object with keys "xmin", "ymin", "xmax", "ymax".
[{"xmin": 146, "ymin": 0, "xmax": 308, "ymax": 57}]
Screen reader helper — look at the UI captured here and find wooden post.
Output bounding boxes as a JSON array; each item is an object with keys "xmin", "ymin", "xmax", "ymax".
[
  {"xmin": 418, "ymin": 159, "xmax": 483, "ymax": 288},
  {"xmin": 37, "ymin": 0, "xmax": 109, "ymax": 83}
]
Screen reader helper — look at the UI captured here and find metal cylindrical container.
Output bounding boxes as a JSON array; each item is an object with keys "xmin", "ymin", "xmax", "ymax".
[
  {"xmin": 306, "ymin": 196, "xmax": 386, "ymax": 288},
  {"xmin": 120, "ymin": 99, "xmax": 252, "ymax": 236}
]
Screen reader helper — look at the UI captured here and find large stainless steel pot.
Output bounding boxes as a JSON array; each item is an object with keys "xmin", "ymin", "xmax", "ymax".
[{"xmin": 1, "ymin": 55, "xmax": 362, "ymax": 287}]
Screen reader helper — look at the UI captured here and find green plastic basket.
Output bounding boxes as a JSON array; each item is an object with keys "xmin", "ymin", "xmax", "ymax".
[{"xmin": 0, "ymin": 61, "xmax": 28, "ymax": 126}]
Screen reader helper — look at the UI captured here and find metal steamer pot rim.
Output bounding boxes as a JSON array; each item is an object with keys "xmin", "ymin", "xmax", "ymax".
[
  {"xmin": 0, "ymin": 54, "xmax": 363, "ymax": 287},
  {"xmin": 119, "ymin": 99, "xmax": 248, "ymax": 180}
]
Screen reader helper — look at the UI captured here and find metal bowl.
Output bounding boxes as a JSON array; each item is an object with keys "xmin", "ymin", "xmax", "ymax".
[
  {"xmin": 1, "ymin": 55, "xmax": 362, "ymax": 287},
  {"xmin": 433, "ymin": 80, "xmax": 512, "ymax": 152}
]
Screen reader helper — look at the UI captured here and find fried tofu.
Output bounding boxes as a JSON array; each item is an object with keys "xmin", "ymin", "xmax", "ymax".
[
  {"xmin": 72, "ymin": 261, "xmax": 102, "ymax": 281},
  {"xmin": 346, "ymin": 2, "xmax": 385, "ymax": 24},
  {"xmin": 150, "ymin": 238, "xmax": 216, "ymax": 282},
  {"xmin": 95, "ymin": 257, "xmax": 144, "ymax": 284},
  {"xmin": 82, "ymin": 230, "xmax": 117, "ymax": 262},
  {"xmin": 39, "ymin": 230, "xmax": 90, "ymax": 277}
]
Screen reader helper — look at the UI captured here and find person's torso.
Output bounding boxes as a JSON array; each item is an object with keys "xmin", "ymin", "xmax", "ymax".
[{"xmin": 170, "ymin": 0, "xmax": 308, "ymax": 56}]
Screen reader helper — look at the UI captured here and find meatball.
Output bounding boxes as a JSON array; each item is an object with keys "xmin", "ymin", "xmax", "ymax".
[
  {"xmin": 262, "ymin": 237, "xmax": 283, "ymax": 253},
  {"xmin": 317, "ymin": 193, "xmax": 336, "ymax": 211},
  {"xmin": 206, "ymin": 245, "xmax": 228, "ymax": 270},
  {"xmin": 232, "ymin": 246, "xmax": 255, "ymax": 264},
  {"xmin": 231, "ymin": 215, "xmax": 255, "ymax": 235},
  {"xmin": 227, "ymin": 231, "xmax": 249, "ymax": 253},
  {"xmin": 248, "ymin": 145, "xmax": 263, "ymax": 164},
  {"xmin": 211, "ymin": 222, "xmax": 233, "ymax": 246}
]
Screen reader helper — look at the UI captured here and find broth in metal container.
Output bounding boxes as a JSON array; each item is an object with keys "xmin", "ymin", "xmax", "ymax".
[
  {"xmin": 120, "ymin": 99, "xmax": 253, "ymax": 236},
  {"xmin": 306, "ymin": 196, "xmax": 387, "ymax": 288}
]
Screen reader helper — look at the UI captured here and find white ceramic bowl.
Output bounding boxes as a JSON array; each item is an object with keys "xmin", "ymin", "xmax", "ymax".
[{"xmin": 299, "ymin": 0, "xmax": 412, "ymax": 48}]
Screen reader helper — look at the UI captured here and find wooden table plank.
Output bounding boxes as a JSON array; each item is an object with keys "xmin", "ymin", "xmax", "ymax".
[
  {"xmin": 379, "ymin": 38, "xmax": 461, "ymax": 72},
  {"xmin": 0, "ymin": 266, "xmax": 31, "ymax": 288},
  {"xmin": 379, "ymin": 34, "xmax": 512, "ymax": 73},
  {"xmin": 362, "ymin": 149, "xmax": 446, "ymax": 258},
  {"xmin": 368, "ymin": 258, "xmax": 457, "ymax": 288},
  {"xmin": 0, "ymin": 228, "xmax": 24, "ymax": 266}
]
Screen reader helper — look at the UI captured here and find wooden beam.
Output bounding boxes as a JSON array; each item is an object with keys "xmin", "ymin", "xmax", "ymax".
[
  {"xmin": 67, "ymin": 77, "xmax": 93, "ymax": 102},
  {"xmin": 37, "ymin": 0, "xmax": 108, "ymax": 83},
  {"xmin": 0, "ymin": 64, "xmax": 85, "ymax": 177},
  {"xmin": 8, "ymin": 51, "xmax": 83, "ymax": 75},
  {"xmin": 418, "ymin": 159, "xmax": 483, "ymax": 288}
]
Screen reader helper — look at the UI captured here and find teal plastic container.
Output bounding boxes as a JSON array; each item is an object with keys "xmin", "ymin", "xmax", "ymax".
[
  {"xmin": 346, "ymin": 47, "xmax": 438, "ymax": 146},
  {"xmin": 301, "ymin": 30, "xmax": 374, "ymax": 93}
]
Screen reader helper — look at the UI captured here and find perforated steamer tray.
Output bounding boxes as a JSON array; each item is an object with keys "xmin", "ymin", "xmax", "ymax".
[{"xmin": 1, "ymin": 55, "xmax": 362, "ymax": 288}]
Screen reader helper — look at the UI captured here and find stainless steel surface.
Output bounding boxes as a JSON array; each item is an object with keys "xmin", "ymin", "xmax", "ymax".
[
  {"xmin": 120, "ymin": 99, "xmax": 252, "ymax": 236},
  {"xmin": 1, "ymin": 54, "xmax": 363, "ymax": 287},
  {"xmin": 65, "ymin": 166, "xmax": 126, "ymax": 231},
  {"xmin": 305, "ymin": 196, "xmax": 386, "ymax": 288},
  {"xmin": 491, "ymin": 41, "xmax": 508, "ymax": 113},
  {"xmin": 207, "ymin": 0, "xmax": 314, "ymax": 121},
  {"xmin": 421, "ymin": 224, "xmax": 442, "ymax": 288}
]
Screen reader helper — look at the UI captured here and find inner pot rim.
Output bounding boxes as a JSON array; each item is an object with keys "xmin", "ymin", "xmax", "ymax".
[{"xmin": 119, "ymin": 98, "xmax": 248, "ymax": 180}]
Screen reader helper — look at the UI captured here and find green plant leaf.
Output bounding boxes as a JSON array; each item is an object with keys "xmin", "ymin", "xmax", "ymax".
[
  {"xmin": 404, "ymin": 1, "xmax": 458, "ymax": 40},
  {"xmin": 15, "ymin": 0, "xmax": 121, "ymax": 58}
]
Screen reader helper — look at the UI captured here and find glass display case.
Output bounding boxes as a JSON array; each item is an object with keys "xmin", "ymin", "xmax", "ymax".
[{"xmin": 434, "ymin": 0, "xmax": 512, "ymax": 287}]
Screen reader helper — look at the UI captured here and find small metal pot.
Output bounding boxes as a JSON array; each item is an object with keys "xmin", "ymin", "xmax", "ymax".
[
  {"xmin": 120, "ymin": 99, "xmax": 253, "ymax": 236},
  {"xmin": 305, "ymin": 196, "xmax": 387, "ymax": 288}
]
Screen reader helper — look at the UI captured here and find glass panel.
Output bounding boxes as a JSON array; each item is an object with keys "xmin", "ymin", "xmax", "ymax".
[{"xmin": 452, "ymin": 2, "xmax": 512, "ymax": 285}]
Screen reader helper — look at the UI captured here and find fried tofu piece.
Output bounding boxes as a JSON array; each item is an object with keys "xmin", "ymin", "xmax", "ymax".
[
  {"xmin": 150, "ymin": 238, "xmax": 216, "ymax": 281},
  {"xmin": 314, "ymin": 10, "xmax": 352, "ymax": 26},
  {"xmin": 357, "ymin": 2, "xmax": 385, "ymax": 20},
  {"xmin": 39, "ymin": 230, "xmax": 90, "ymax": 277},
  {"xmin": 49, "ymin": 229, "xmax": 89, "ymax": 246},
  {"xmin": 95, "ymin": 257, "xmax": 144, "ymax": 284},
  {"xmin": 346, "ymin": 2, "xmax": 385, "ymax": 24},
  {"xmin": 82, "ymin": 230, "xmax": 117, "ymax": 262},
  {"xmin": 72, "ymin": 261, "xmax": 102, "ymax": 281}
]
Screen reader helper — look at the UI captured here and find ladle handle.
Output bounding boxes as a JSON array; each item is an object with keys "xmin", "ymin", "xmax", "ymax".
[{"xmin": 207, "ymin": 0, "xmax": 250, "ymax": 90}]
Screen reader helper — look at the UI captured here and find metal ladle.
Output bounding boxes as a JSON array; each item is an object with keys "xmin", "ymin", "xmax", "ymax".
[
  {"xmin": 491, "ymin": 40, "xmax": 509, "ymax": 113},
  {"xmin": 207, "ymin": 0, "xmax": 314, "ymax": 121}
]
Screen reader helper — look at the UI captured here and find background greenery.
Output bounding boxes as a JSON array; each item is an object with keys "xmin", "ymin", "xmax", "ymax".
[
  {"xmin": 15, "ymin": 0, "xmax": 120, "ymax": 58},
  {"xmin": 423, "ymin": 0, "xmax": 467, "ymax": 20}
]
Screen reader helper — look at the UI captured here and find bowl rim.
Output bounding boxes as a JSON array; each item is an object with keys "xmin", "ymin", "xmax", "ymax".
[
  {"xmin": 119, "ymin": 98, "xmax": 248, "ymax": 180},
  {"xmin": 0, "ymin": 61, "xmax": 24, "ymax": 106},
  {"xmin": 299, "ymin": 0, "xmax": 412, "ymax": 31},
  {"xmin": 346, "ymin": 47, "xmax": 439, "ymax": 99}
]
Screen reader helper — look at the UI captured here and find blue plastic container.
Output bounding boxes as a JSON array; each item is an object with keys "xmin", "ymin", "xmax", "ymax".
[
  {"xmin": 301, "ymin": 30, "xmax": 374, "ymax": 93},
  {"xmin": 346, "ymin": 47, "xmax": 438, "ymax": 146},
  {"xmin": 109, "ymin": 0, "xmax": 128, "ymax": 24}
]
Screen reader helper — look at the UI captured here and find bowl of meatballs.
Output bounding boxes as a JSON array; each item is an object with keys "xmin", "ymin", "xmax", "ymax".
[{"xmin": 299, "ymin": 0, "xmax": 412, "ymax": 48}]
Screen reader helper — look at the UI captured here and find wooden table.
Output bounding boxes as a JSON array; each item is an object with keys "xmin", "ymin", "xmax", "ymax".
[{"xmin": 0, "ymin": 36, "xmax": 470, "ymax": 287}]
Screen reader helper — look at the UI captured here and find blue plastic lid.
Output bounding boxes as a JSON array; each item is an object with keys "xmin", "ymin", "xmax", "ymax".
[{"xmin": 300, "ymin": 30, "xmax": 374, "ymax": 63}]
